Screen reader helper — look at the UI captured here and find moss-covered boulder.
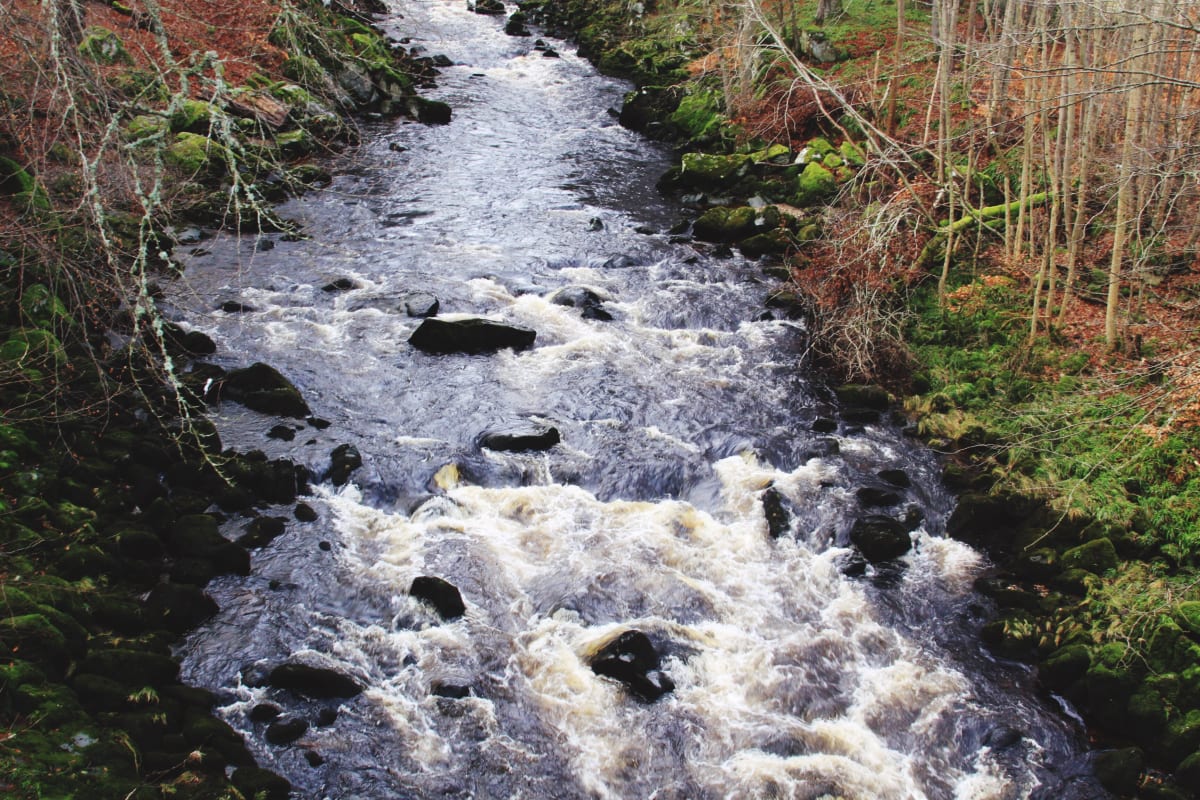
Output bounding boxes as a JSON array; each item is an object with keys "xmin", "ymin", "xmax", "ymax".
[
  {"xmin": 1093, "ymin": 747, "xmax": 1145, "ymax": 796},
  {"xmin": 679, "ymin": 152, "xmax": 751, "ymax": 191},
  {"xmin": 232, "ymin": 766, "xmax": 292, "ymax": 800},
  {"xmin": 219, "ymin": 362, "xmax": 311, "ymax": 417},
  {"xmin": 78, "ymin": 26, "xmax": 133, "ymax": 66},
  {"xmin": 738, "ymin": 229, "xmax": 793, "ymax": 258},
  {"xmin": 1163, "ymin": 711, "xmax": 1200, "ymax": 768},
  {"xmin": 981, "ymin": 610, "xmax": 1038, "ymax": 660},
  {"xmin": 168, "ymin": 100, "xmax": 216, "ymax": 134},
  {"xmin": 1085, "ymin": 642, "xmax": 1142, "ymax": 728},
  {"xmin": 794, "ymin": 161, "xmax": 837, "ymax": 206},
  {"xmin": 840, "ymin": 140, "xmax": 867, "ymax": 167},
  {"xmin": 1177, "ymin": 751, "xmax": 1200, "ymax": 796},
  {"xmin": 0, "ymin": 614, "xmax": 71, "ymax": 679},
  {"xmin": 1060, "ymin": 537, "xmax": 1119, "ymax": 575},
  {"xmin": 165, "ymin": 132, "xmax": 221, "ymax": 174},
  {"xmin": 1176, "ymin": 601, "xmax": 1200, "ymax": 636},
  {"xmin": 1039, "ymin": 643, "xmax": 1091, "ymax": 690}
]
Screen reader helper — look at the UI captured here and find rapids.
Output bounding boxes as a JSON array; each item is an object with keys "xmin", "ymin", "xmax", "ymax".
[{"xmin": 166, "ymin": 1, "xmax": 1107, "ymax": 797}]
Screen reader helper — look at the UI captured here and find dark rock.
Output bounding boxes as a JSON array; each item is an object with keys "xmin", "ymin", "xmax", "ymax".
[
  {"xmin": 305, "ymin": 750, "xmax": 326, "ymax": 767},
  {"xmin": 841, "ymin": 408, "xmax": 881, "ymax": 425},
  {"xmin": 249, "ymin": 703, "xmax": 282, "ymax": 723},
  {"xmin": 221, "ymin": 362, "xmax": 310, "ymax": 418},
  {"xmin": 589, "ymin": 630, "xmax": 674, "ymax": 703},
  {"xmin": 78, "ymin": 648, "xmax": 180, "ymax": 686},
  {"xmin": 231, "ymin": 766, "xmax": 292, "ymax": 800},
  {"xmin": 504, "ymin": 11, "xmax": 531, "ymax": 35},
  {"xmin": 762, "ymin": 487, "xmax": 791, "ymax": 539},
  {"xmin": 116, "ymin": 528, "xmax": 164, "ymax": 561},
  {"xmin": 411, "ymin": 576, "xmax": 466, "ymax": 620},
  {"xmin": 308, "ymin": 417, "xmax": 332, "ymax": 430},
  {"xmin": 410, "ymin": 97, "xmax": 452, "ymax": 124},
  {"xmin": 432, "ymin": 683, "xmax": 471, "ymax": 699},
  {"xmin": 479, "ymin": 425, "xmax": 560, "ymax": 452},
  {"xmin": 265, "ymin": 717, "xmax": 309, "ymax": 745},
  {"xmin": 1093, "ymin": 747, "xmax": 1144, "ymax": 796},
  {"xmin": 322, "ymin": 277, "xmax": 358, "ymax": 293},
  {"xmin": 295, "ymin": 503, "xmax": 318, "ymax": 522},
  {"xmin": 167, "ymin": 514, "xmax": 250, "ymax": 576},
  {"xmin": 542, "ymin": 48, "xmax": 560, "ymax": 58},
  {"xmin": 811, "ymin": 417, "xmax": 838, "ymax": 434},
  {"xmin": 403, "ymin": 292, "xmax": 440, "ymax": 318},
  {"xmin": 848, "ymin": 515, "xmax": 912, "ymax": 563},
  {"xmin": 548, "ymin": 285, "xmax": 604, "ymax": 309},
  {"xmin": 588, "ymin": 217, "xmax": 604, "ymax": 231},
  {"xmin": 328, "ymin": 443, "xmax": 363, "ymax": 486},
  {"xmin": 267, "ymin": 424, "xmax": 295, "ymax": 441},
  {"xmin": 268, "ymin": 663, "xmax": 363, "ymax": 698},
  {"xmin": 982, "ymin": 610, "xmax": 1037, "ymax": 660},
  {"xmin": 582, "ymin": 305, "xmax": 613, "ymax": 321},
  {"xmin": 856, "ymin": 486, "xmax": 902, "ymax": 507},
  {"xmin": 409, "ymin": 317, "xmax": 536, "ymax": 354},
  {"xmin": 602, "ymin": 254, "xmax": 639, "ymax": 269},
  {"xmin": 432, "ymin": 54, "xmax": 454, "ymax": 67},
  {"xmin": 319, "ymin": 541, "xmax": 331, "ymax": 551},
  {"xmin": 238, "ymin": 516, "xmax": 287, "ymax": 549},
  {"xmin": 315, "ymin": 708, "xmax": 338, "ymax": 726},
  {"xmin": 1178, "ymin": 752, "xmax": 1200, "ymax": 795},
  {"xmin": 877, "ymin": 469, "xmax": 911, "ymax": 488},
  {"xmin": 801, "ymin": 438, "xmax": 840, "ymax": 461},
  {"xmin": 471, "ymin": 0, "xmax": 505, "ymax": 14},
  {"xmin": 836, "ymin": 383, "xmax": 890, "ymax": 410},
  {"xmin": 145, "ymin": 583, "xmax": 220, "ymax": 632}
]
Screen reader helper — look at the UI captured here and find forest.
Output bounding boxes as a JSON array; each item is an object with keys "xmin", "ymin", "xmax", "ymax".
[{"xmin": 2, "ymin": 0, "xmax": 1200, "ymax": 797}]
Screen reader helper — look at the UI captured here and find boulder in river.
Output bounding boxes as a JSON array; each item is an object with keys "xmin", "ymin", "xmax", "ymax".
[
  {"xmin": 762, "ymin": 486, "xmax": 791, "ymax": 539},
  {"xmin": 411, "ymin": 575, "xmax": 466, "ymax": 620},
  {"xmin": 588, "ymin": 629, "xmax": 675, "ymax": 703},
  {"xmin": 268, "ymin": 663, "xmax": 363, "ymax": 698},
  {"xmin": 471, "ymin": 0, "xmax": 505, "ymax": 14},
  {"xmin": 265, "ymin": 717, "xmax": 308, "ymax": 746},
  {"xmin": 328, "ymin": 443, "xmax": 363, "ymax": 486},
  {"xmin": 403, "ymin": 292, "xmax": 440, "ymax": 318},
  {"xmin": 409, "ymin": 317, "xmax": 535, "ymax": 354},
  {"xmin": 848, "ymin": 515, "xmax": 912, "ymax": 563},
  {"xmin": 220, "ymin": 362, "xmax": 311, "ymax": 418},
  {"xmin": 479, "ymin": 424, "xmax": 560, "ymax": 452}
]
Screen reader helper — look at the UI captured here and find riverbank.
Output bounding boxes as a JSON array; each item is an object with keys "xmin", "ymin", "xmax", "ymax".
[
  {"xmin": 526, "ymin": 0, "xmax": 1200, "ymax": 796},
  {"xmin": 0, "ymin": 1, "xmax": 446, "ymax": 796}
]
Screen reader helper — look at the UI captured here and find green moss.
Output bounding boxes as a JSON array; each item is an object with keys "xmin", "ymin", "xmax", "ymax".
[
  {"xmin": 669, "ymin": 90, "xmax": 723, "ymax": 142},
  {"xmin": 78, "ymin": 26, "xmax": 133, "ymax": 66},
  {"xmin": 1060, "ymin": 538, "xmax": 1119, "ymax": 575},
  {"xmin": 19, "ymin": 284, "xmax": 72, "ymax": 329},
  {"xmin": 794, "ymin": 161, "xmax": 837, "ymax": 206},
  {"xmin": 125, "ymin": 114, "xmax": 168, "ymax": 141},
  {"xmin": 1, "ymin": 328, "xmax": 66, "ymax": 371},
  {"xmin": 840, "ymin": 139, "xmax": 866, "ymax": 167},
  {"xmin": 168, "ymin": 100, "xmax": 216, "ymax": 134},
  {"xmin": 165, "ymin": 133, "xmax": 223, "ymax": 174},
  {"xmin": 679, "ymin": 152, "xmax": 751, "ymax": 190}
]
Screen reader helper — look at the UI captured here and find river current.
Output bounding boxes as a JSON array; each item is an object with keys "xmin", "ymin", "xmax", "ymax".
[{"xmin": 166, "ymin": 1, "xmax": 1107, "ymax": 797}]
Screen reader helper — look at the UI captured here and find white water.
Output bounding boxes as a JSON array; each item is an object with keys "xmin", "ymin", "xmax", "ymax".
[{"xmin": 168, "ymin": 1, "xmax": 1104, "ymax": 797}]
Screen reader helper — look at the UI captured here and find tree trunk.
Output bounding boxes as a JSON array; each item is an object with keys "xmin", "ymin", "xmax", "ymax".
[{"xmin": 815, "ymin": 0, "xmax": 843, "ymax": 25}]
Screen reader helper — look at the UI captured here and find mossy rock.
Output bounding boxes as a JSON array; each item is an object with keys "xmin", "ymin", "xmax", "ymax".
[
  {"xmin": 981, "ymin": 610, "xmax": 1038, "ymax": 661},
  {"xmin": 282, "ymin": 54, "xmax": 327, "ymax": 85},
  {"xmin": 276, "ymin": 128, "xmax": 317, "ymax": 157},
  {"xmin": 668, "ymin": 90, "xmax": 723, "ymax": 142},
  {"xmin": 1093, "ymin": 747, "xmax": 1144, "ymax": 796},
  {"xmin": 1053, "ymin": 567, "xmax": 1099, "ymax": 596},
  {"xmin": 794, "ymin": 161, "xmax": 837, "ymax": 206},
  {"xmin": 1085, "ymin": 642, "xmax": 1143, "ymax": 728},
  {"xmin": 1176, "ymin": 601, "xmax": 1200, "ymax": 636},
  {"xmin": 692, "ymin": 206, "xmax": 760, "ymax": 243},
  {"xmin": 169, "ymin": 100, "xmax": 216, "ymax": 134},
  {"xmin": 679, "ymin": 152, "xmax": 751, "ymax": 191},
  {"xmin": 823, "ymin": 152, "xmax": 844, "ymax": 169},
  {"xmin": 0, "ymin": 614, "xmax": 71, "ymax": 678},
  {"xmin": 232, "ymin": 766, "xmax": 293, "ymax": 800},
  {"xmin": 1060, "ymin": 537, "xmax": 1118, "ymax": 575},
  {"xmin": 165, "ymin": 133, "xmax": 223, "ymax": 175},
  {"xmin": 1128, "ymin": 684, "xmax": 1169, "ymax": 740},
  {"xmin": 1039, "ymin": 643, "xmax": 1090, "ymax": 690},
  {"xmin": 409, "ymin": 97, "xmax": 452, "ymax": 125},
  {"xmin": 78, "ymin": 26, "xmax": 133, "ymax": 65},
  {"xmin": 1178, "ymin": 751, "xmax": 1200, "ymax": 795},
  {"xmin": 19, "ymin": 284, "xmax": 72, "ymax": 329},
  {"xmin": 840, "ymin": 140, "xmax": 867, "ymax": 167},
  {"xmin": 1163, "ymin": 711, "xmax": 1200, "ymax": 768},
  {"xmin": 804, "ymin": 137, "xmax": 836, "ymax": 158},
  {"xmin": 738, "ymin": 230, "xmax": 793, "ymax": 258},
  {"xmin": 78, "ymin": 648, "xmax": 180, "ymax": 686},
  {"xmin": 750, "ymin": 142, "xmax": 791, "ymax": 163},
  {"xmin": 0, "ymin": 155, "xmax": 37, "ymax": 196}
]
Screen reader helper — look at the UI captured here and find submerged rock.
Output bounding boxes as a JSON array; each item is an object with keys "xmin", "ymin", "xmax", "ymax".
[
  {"xmin": 588, "ymin": 629, "xmax": 675, "ymax": 703},
  {"xmin": 411, "ymin": 576, "xmax": 466, "ymax": 620},
  {"xmin": 848, "ymin": 515, "xmax": 912, "ymax": 563},
  {"xmin": 409, "ymin": 317, "xmax": 535, "ymax": 354},
  {"xmin": 479, "ymin": 424, "xmax": 560, "ymax": 452}
]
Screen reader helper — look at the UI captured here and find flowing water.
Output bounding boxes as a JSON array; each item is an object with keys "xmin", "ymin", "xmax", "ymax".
[{"xmin": 167, "ymin": 2, "xmax": 1106, "ymax": 797}]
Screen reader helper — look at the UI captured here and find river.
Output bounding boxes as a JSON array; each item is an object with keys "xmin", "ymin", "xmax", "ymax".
[{"xmin": 166, "ymin": 1, "xmax": 1106, "ymax": 797}]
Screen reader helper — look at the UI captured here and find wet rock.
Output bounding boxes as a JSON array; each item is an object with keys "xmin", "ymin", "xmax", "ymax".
[
  {"xmin": 801, "ymin": 438, "xmax": 840, "ymax": 461},
  {"xmin": 268, "ymin": 663, "xmax": 363, "ymax": 698},
  {"xmin": 267, "ymin": 424, "xmax": 295, "ymax": 441},
  {"xmin": 505, "ymin": 11, "xmax": 531, "ymax": 35},
  {"xmin": 478, "ymin": 424, "xmax": 560, "ymax": 452},
  {"xmin": 265, "ymin": 717, "xmax": 309, "ymax": 745},
  {"xmin": 432, "ymin": 683, "xmax": 471, "ymax": 699},
  {"xmin": 322, "ymin": 277, "xmax": 358, "ymax": 293},
  {"xmin": 841, "ymin": 408, "xmax": 881, "ymax": 425},
  {"xmin": 762, "ymin": 486, "xmax": 791, "ymax": 539},
  {"xmin": 411, "ymin": 576, "xmax": 466, "ymax": 620},
  {"xmin": 328, "ymin": 443, "xmax": 363, "ymax": 486},
  {"xmin": 582, "ymin": 305, "xmax": 614, "ymax": 321},
  {"xmin": 835, "ymin": 383, "xmax": 891, "ymax": 410},
  {"xmin": 856, "ymin": 486, "xmax": 903, "ymax": 507},
  {"xmin": 315, "ymin": 708, "xmax": 338, "ymax": 726},
  {"xmin": 602, "ymin": 254, "xmax": 639, "ymax": 269},
  {"xmin": 403, "ymin": 292, "xmax": 440, "ymax": 318},
  {"xmin": 167, "ymin": 514, "xmax": 250, "ymax": 576},
  {"xmin": 588, "ymin": 629, "xmax": 674, "ymax": 703},
  {"xmin": 78, "ymin": 648, "xmax": 181, "ymax": 687},
  {"xmin": 231, "ymin": 766, "xmax": 292, "ymax": 800},
  {"xmin": 409, "ymin": 317, "xmax": 536, "ymax": 354},
  {"xmin": 877, "ymin": 468, "xmax": 911, "ymax": 488},
  {"xmin": 409, "ymin": 97, "xmax": 453, "ymax": 125},
  {"xmin": 237, "ymin": 516, "xmax": 287, "ymax": 549},
  {"xmin": 588, "ymin": 217, "xmax": 604, "ymax": 231},
  {"xmin": 295, "ymin": 503, "xmax": 318, "ymax": 522},
  {"xmin": 1060, "ymin": 538, "xmax": 1118, "ymax": 575},
  {"xmin": 692, "ymin": 206, "xmax": 762, "ymax": 243},
  {"xmin": 305, "ymin": 750, "xmax": 326, "ymax": 767},
  {"xmin": 471, "ymin": 0, "xmax": 505, "ymax": 14},
  {"xmin": 542, "ymin": 48, "xmax": 560, "ymax": 58},
  {"xmin": 221, "ymin": 362, "xmax": 311, "ymax": 418},
  {"xmin": 249, "ymin": 703, "xmax": 282, "ymax": 723},
  {"xmin": 848, "ymin": 515, "xmax": 912, "ymax": 563},
  {"xmin": 811, "ymin": 417, "xmax": 838, "ymax": 434}
]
